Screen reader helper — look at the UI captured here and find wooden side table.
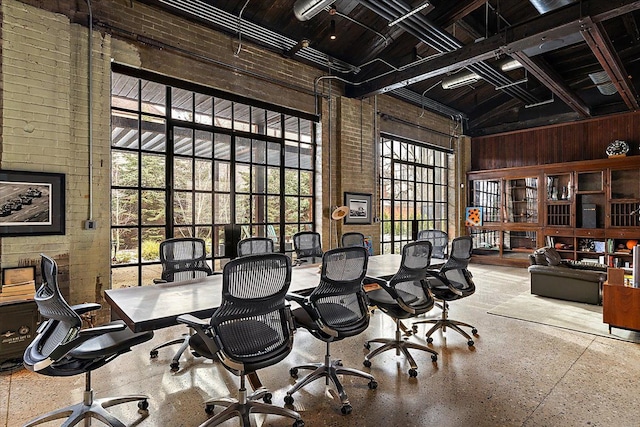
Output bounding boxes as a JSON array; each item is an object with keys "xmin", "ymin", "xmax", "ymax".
[{"xmin": 602, "ymin": 281, "xmax": 640, "ymax": 333}]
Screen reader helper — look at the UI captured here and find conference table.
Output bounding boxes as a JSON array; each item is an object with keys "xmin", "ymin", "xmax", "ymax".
[{"xmin": 105, "ymin": 253, "xmax": 442, "ymax": 333}]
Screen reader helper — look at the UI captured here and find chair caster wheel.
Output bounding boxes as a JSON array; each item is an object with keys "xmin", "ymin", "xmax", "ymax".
[
  {"xmin": 292, "ymin": 419, "xmax": 305, "ymax": 427},
  {"xmin": 426, "ymin": 337, "xmax": 433, "ymax": 344},
  {"xmin": 289, "ymin": 368, "xmax": 298, "ymax": 378},
  {"xmin": 284, "ymin": 395, "xmax": 294, "ymax": 405},
  {"xmin": 149, "ymin": 350, "xmax": 158, "ymax": 359},
  {"xmin": 467, "ymin": 340, "xmax": 474, "ymax": 347},
  {"xmin": 205, "ymin": 404, "xmax": 215, "ymax": 415},
  {"xmin": 368, "ymin": 380, "xmax": 378, "ymax": 389},
  {"xmin": 170, "ymin": 362, "xmax": 179, "ymax": 372},
  {"xmin": 408, "ymin": 368, "xmax": 418, "ymax": 378},
  {"xmin": 412, "ymin": 325, "xmax": 418, "ymax": 333},
  {"xmin": 137, "ymin": 399, "xmax": 149, "ymax": 412},
  {"xmin": 336, "ymin": 360, "xmax": 343, "ymax": 366},
  {"xmin": 364, "ymin": 342, "xmax": 370, "ymax": 350},
  {"xmin": 341, "ymin": 404, "xmax": 352, "ymax": 415},
  {"xmin": 431, "ymin": 354, "xmax": 437, "ymax": 362},
  {"xmin": 263, "ymin": 392, "xmax": 272, "ymax": 404},
  {"xmin": 472, "ymin": 328, "xmax": 478, "ymax": 335},
  {"xmin": 363, "ymin": 359, "xmax": 371, "ymax": 368}
]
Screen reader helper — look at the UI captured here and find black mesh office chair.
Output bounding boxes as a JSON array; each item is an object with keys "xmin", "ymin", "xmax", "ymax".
[
  {"xmin": 150, "ymin": 237, "xmax": 214, "ymax": 371},
  {"xmin": 413, "ymin": 236, "xmax": 477, "ymax": 346},
  {"xmin": 237, "ymin": 237, "xmax": 274, "ymax": 257},
  {"xmin": 417, "ymin": 229, "xmax": 449, "ymax": 260},
  {"xmin": 177, "ymin": 253, "xmax": 304, "ymax": 427},
  {"xmin": 363, "ymin": 241, "xmax": 438, "ymax": 377},
  {"xmin": 284, "ymin": 247, "xmax": 377, "ymax": 415},
  {"xmin": 23, "ymin": 254, "xmax": 154, "ymax": 427},
  {"xmin": 341, "ymin": 232, "xmax": 365, "ymax": 248},
  {"xmin": 292, "ymin": 231, "xmax": 323, "ymax": 265}
]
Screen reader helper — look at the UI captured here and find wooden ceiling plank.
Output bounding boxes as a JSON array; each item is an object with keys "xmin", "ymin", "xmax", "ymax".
[
  {"xmin": 509, "ymin": 51, "xmax": 590, "ymax": 117},
  {"xmin": 580, "ymin": 17, "xmax": 640, "ymax": 109},
  {"xmin": 348, "ymin": 0, "xmax": 640, "ymax": 98},
  {"xmin": 429, "ymin": 0, "xmax": 487, "ymax": 28}
]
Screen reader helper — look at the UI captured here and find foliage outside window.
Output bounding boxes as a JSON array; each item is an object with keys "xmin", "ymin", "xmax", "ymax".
[{"xmin": 111, "ymin": 72, "xmax": 315, "ymax": 287}]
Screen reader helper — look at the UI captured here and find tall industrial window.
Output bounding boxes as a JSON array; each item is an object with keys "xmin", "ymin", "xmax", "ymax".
[
  {"xmin": 379, "ymin": 135, "xmax": 449, "ymax": 254},
  {"xmin": 110, "ymin": 71, "xmax": 316, "ymax": 288}
]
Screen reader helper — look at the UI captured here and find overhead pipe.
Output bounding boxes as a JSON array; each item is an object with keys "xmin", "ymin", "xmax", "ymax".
[{"xmin": 363, "ymin": 0, "xmax": 538, "ymax": 104}]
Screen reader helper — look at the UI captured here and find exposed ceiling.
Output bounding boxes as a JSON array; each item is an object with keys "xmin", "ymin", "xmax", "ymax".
[{"xmin": 140, "ymin": 0, "xmax": 640, "ymax": 136}]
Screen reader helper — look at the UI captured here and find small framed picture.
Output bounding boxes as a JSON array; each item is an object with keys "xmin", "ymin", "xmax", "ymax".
[
  {"xmin": 344, "ymin": 192, "xmax": 372, "ymax": 224},
  {"xmin": 0, "ymin": 169, "xmax": 65, "ymax": 237}
]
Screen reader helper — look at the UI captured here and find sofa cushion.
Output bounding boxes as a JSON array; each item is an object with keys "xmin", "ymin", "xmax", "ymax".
[
  {"xmin": 533, "ymin": 248, "xmax": 549, "ymax": 266},
  {"xmin": 543, "ymin": 247, "xmax": 563, "ymax": 266}
]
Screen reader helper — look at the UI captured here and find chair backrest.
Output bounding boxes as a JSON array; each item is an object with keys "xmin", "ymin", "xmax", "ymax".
[
  {"xmin": 417, "ymin": 229, "xmax": 448, "ymax": 259},
  {"xmin": 212, "ymin": 253, "xmax": 293, "ymax": 367},
  {"xmin": 309, "ymin": 247, "xmax": 369, "ymax": 334},
  {"xmin": 237, "ymin": 237, "xmax": 275, "ymax": 257},
  {"xmin": 341, "ymin": 232, "xmax": 365, "ymax": 248},
  {"xmin": 293, "ymin": 231, "xmax": 323, "ymax": 259},
  {"xmin": 388, "ymin": 241, "xmax": 434, "ymax": 311},
  {"xmin": 439, "ymin": 236, "xmax": 474, "ymax": 288},
  {"xmin": 159, "ymin": 237, "xmax": 213, "ymax": 282},
  {"xmin": 31, "ymin": 255, "xmax": 83, "ymax": 361}
]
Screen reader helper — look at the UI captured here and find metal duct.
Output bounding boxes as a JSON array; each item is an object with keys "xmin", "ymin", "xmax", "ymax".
[
  {"xmin": 529, "ymin": 0, "xmax": 576, "ymax": 14},
  {"xmin": 588, "ymin": 71, "xmax": 618, "ymax": 95},
  {"xmin": 293, "ymin": 0, "xmax": 335, "ymax": 21}
]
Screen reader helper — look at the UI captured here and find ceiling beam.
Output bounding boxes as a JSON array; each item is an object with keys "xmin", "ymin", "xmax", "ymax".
[
  {"xmin": 428, "ymin": 0, "xmax": 487, "ymax": 28},
  {"xmin": 580, "ymin": 17, "xmax": 640, "ymax": 110},
  {"xmin": 509, "ymin": 51, "xmax": 591, "ymax": 117},
  {"xmin": 347, "ymin": 0, "xmax": 640, "ymax": 98}
]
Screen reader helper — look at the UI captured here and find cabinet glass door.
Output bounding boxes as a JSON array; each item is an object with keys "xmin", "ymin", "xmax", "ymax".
[{"xmin": 505, "ymin": 177, "xmax": 538, "ymax": 223}]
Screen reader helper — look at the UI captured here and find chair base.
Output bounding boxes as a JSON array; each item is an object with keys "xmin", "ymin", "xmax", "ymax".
[
  {"xmin": 363, "ymin": 320, "xmax": 438, "ymax": 377},
  {"xmin": 285, "ymin": 348, "xmax": 377, "ymax": 413},
  {"xmin": 149, "ymin": 331, "xmax": 192, "ymax": 372},
  {"xmin": 23, "ymin": 390, "xmax": 149, "ymax": 427},
  {"xmin": 413, "ymin": 301, "xmax": 477, "ymax": 346},
  {"xmin": 202, "ymin": 385, "xmax": 302, "ymax": 427},
  {"xmin": 414, "ymin": 318, "xmax": 477, "ymax": 346}
]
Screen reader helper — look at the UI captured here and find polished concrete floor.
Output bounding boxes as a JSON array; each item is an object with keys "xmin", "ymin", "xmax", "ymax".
[{"xmin": 3, "ymin": 264, "xmax": 640, "ymax": 427}]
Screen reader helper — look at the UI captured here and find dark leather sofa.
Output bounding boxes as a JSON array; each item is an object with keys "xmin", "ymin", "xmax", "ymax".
[{"xmin": 528, "ymin": 247, "xmax": 607, "ymax": 305}]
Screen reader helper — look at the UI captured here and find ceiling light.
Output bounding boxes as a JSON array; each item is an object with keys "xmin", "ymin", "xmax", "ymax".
[
  {"xmin": 388, "ymin": 1, "xmax": 430, "ymax": 27},
  {"xmin": 330, "ymin": 19, "xmax": 336, "ymax": 40},
  {"xmin": 293, "ymin": 0, "xmax": 335, "ymax": 21}
]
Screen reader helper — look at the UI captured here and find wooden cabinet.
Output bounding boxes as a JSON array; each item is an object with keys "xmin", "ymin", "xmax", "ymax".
[
  {"xmin": 467, "ymin": 156, "xmax": 640, "ymax": 267},
  {"xmin": 603, "ymin": 282, "xmax": 640, "ymax": 332}
]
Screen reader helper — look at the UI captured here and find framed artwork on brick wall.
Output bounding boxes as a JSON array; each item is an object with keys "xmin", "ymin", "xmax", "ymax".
[
  {"xmin": 344, "ymin": 192, "xmax": 372, "ymax": 224},
  {"xmin": 0, "ymin": 170, "xmax": 65, "ymax": 237}
]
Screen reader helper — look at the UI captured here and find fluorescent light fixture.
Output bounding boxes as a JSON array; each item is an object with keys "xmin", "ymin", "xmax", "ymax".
[
  {"xmin": 524, "ymin": 97, "xmax": 554, "ymax": 108},
  {"xmin": 293, "ymin": 0, "xmax": 335, "ymax": 21},
  {"xmin": 388, "ymin": 1, "xmax": 430, "ymax": 27}
]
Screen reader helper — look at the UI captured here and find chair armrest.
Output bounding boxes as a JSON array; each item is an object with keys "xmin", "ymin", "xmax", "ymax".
[
  {"xmin": 286, "ymin": 292, "xmax": 308, "ymax": 305},
  {"xmin": 176, "ymin": 314, "xmax": 221, "ymax": 356},
  {"xmin": 71, "ymin": 303, "xmax": 101, "ymax": 315},
  {"xmin": 78, "ymin": 322, "xmax": 126, "ymax": 337},
  {"xmin": 176, "ymin": 314, "xmax": 210, "ymax": 329}
]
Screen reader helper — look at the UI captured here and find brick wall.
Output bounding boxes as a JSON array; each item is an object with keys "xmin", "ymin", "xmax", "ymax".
[
  {"xmin": 2, "ymin": 0, "xmax": 457, "ymax": 321},
  {"xmin": 1, "ymin": 0, "xmax": 112, "ymax": 322}
]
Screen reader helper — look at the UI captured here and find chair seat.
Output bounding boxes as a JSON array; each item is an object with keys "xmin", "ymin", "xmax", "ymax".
[
  {"xmin": 428, "ymin": 280, "xmax": 473, "ymax": 301},
  {"xmin": 70, "ymin": 321, "xmax": 154, "ymax": 359},
  {"xmin": 292, "ymin": 303, "xmax": 368, "ymax": 340},
  {"xmin": 366, "ymin": 288, "xmax": 419, "ymax": 305}
]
